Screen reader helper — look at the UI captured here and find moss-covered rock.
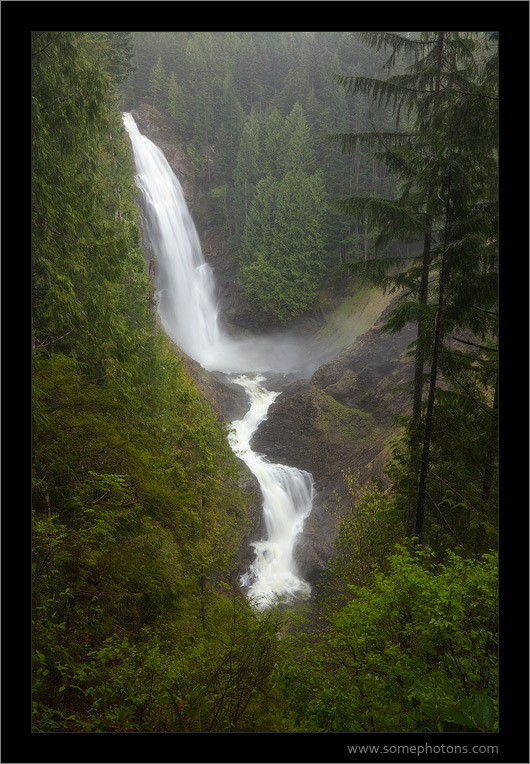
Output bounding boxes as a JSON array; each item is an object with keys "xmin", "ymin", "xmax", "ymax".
[{"xmin": 251, "ymin": 302, "xmax": 417, "ymax": 583}]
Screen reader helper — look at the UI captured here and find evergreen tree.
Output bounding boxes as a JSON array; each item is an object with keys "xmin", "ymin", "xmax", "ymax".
[
  {"xmin": 211, "ymin": 91, "xmax": 246, "ymax": 234},
  {"xmin": 232, "ymin": 109, "xmax": 262, "ymax": 239},
  {"xmin": 149, "ymin": 55, "xmax": 168, "ymax": 110},
  {"xmin": 331, "ymin": 32, "xmax": 498, "ymax": 541},
  {"xmin": 281, "ymin": 102, "xmax": 315, "ymax": 174},
  {"xmin": 167, "ymin": 71, "xmax": 191, "ymax": 133},
  {"xmin": 186, "ymin": 33, "xmax": 218, "ymax": 154},
  {"xmin": 131, "ymin": 32, "xmax": 159, "ymax": 104},
  {"xmin": 215, "ymin": 85, "xmax": 246, "ymax": 187},
  {"xmin": 100, "ymin": 32, "xmax": 136, "ymax": 84},
  {"xmin": 239, "ymin": 169, "xmax": 326, "ymax": 322},
  {"xmin": 261, "ymin": 106, "xmax": 286, "ymax": 179}
]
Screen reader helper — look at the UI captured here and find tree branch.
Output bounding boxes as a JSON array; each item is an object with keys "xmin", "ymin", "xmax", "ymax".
[
  {"xmin": 451, "ymin": 336, "xmax": 497, "ymax": 353},
  {"xmin": 32, "ymin": 32, "xmax": 62, "ymax": 58},
  {"xmin": 445, "ymin": 372, "xmax": 497, "ymax": 419}
]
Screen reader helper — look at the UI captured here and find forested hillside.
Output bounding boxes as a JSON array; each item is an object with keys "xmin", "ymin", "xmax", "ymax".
[
  {"xmin": 123, "ymin": 31, "xmax": 400, "ymax": 324},
  {"xmin": 31, "ymin": 30, "xmax": 501, "ymax": 749}
]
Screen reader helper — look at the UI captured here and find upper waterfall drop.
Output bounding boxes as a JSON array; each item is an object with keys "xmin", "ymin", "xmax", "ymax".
[{"xmin": 122, "ymin": 112, "xmax": 223, "ymax": 369}]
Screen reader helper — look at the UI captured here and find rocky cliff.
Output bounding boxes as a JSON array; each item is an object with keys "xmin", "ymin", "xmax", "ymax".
[{"xmin": 252, "ymin": 305, "xmax": 416, "ymax": 582}]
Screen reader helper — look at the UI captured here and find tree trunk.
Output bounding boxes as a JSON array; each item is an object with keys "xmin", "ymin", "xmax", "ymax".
[
  {"xmin": 415, "ymin": 250, "xmax": 448, "ymax": 541},
  {"xmin": 481, "ymin": 367, "xmax": 498, "ymax": 502},
  {"xmin": 407, "ymin": 31, "xmax": 444, "ymax": 535},
  {"xmin": 415, "ymin": 176, "xmax": 451, "ymax": 541},
  {"xmin": 406, "ymin": 223, "xmax": 433, "ymax": 536}
]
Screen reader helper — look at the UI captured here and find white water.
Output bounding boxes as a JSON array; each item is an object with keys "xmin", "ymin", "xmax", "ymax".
[
  {"xmin": 122, "ymin": 112, "xmax": 312, "ymax": 376},
  {"xmin": 123, "ymin": 112, "xmax": 314, "ymax": 608},
  {"xmin": 227, "ymin": 376, "xmax": 313, "ymax": 608}
]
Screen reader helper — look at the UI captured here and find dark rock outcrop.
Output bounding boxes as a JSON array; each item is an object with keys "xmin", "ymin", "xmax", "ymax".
[{"xmin": 252, "ymin": 307, "xmax": 417, "ymax": 583}]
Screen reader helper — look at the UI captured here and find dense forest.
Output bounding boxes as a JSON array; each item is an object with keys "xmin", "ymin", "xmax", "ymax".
[{"xmin": 30, "ymin": 30, "xmax": 505, "ymax": 755}]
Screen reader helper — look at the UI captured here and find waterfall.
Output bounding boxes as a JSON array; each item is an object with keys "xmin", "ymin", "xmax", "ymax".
[
  {"xmin": 123, "ymin": 112, "xmax": 314, "ymax": 608},
  {"xmin": 122, "ymin": 112, "xmax": 222, "ymax": 368},
  {"xmin": 122, "ymin": 112, "xmax": 310, "ymax": 376},
  {"xmin": 227, "ymin": 375, "xmax": 313, "ymax": 608}
]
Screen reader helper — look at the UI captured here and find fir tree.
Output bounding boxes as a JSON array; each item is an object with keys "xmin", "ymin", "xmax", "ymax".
[
  {"xmin": 149, "ymin": 56, "xmax": 168, "ymax": 110},
  {"xmin": 331, "ymin": 32, "xmax": 498, "ymax": 541}
]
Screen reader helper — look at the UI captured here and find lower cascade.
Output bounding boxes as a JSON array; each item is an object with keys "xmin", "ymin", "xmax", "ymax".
[
  {"xmin": 227, "ymin": 376, "xmax": 313, "ymax": 608},
  {"xmin": 123, "ymin": 112, "xmax": 314, "ymax": 608}
]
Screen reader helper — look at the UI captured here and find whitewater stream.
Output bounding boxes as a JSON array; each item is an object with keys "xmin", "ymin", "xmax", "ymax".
[{"xmin": 123, "ymin": 112, "xmax": 314, "ymax": 609}]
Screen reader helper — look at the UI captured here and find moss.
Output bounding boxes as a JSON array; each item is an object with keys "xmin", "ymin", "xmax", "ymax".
[
  {"xmin": 313, "ymin": 388, "xmax": 375, "ymax": 445},
  {"xmin": 309, "ymin": 286, "xmax": 394, "ymax": 358},
  {"xmin": 323, "ymin": 368, "xmax": 358, "ymax": 398}
]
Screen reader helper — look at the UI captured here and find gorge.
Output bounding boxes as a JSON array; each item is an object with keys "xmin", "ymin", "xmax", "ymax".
[
  {"xmin": 30, "ymin": 31, "xmax": 499, "ymax": 742},
  {"xmin": 123, "ymin": 107, "xmax": 416, "ymax": 595}
]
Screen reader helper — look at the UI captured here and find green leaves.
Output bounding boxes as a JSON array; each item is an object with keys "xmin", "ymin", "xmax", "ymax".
[
  {"xmin": 32, "ymin": 32, "xmax": 268, "ymax": 733},
  {"xmin": 231, "ymin": 99, "xmax": 331, "ymax": 321},
  {"xmin": 422, "ymin": 691, "xmax": 496, "ymax": 731},
  {"xmin": 32, "ymin": 40, "xmax": 152, "ymax": 375},
  {"xmin": 274, "ymin": 535, "xmax": 498, "ymax": 732},
  {"xmin": 331, "ymin": 32, "xmax": 498, "ymax": 543}
]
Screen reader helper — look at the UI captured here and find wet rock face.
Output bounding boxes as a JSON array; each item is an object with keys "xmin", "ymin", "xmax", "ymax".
[
  {"xmin": 252, "ymin": 310, "xmax": 417, "ymax": 583},
  {"xmin": 253, "ymin": 317, "xmax": 416, "ymax": 482}
]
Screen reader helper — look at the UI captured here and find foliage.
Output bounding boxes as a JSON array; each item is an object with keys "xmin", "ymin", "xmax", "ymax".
[
  {"xmin": 32, "ymin": 31, "xmax": 500, "ymax": 736},
  {"xmin": 32, "ymin": 31, "xmax": 282, "ymax": 733},
  {"xmin": 122, "ymin": 32, "xmax": 398, "ymax": 312},
  {"xmin": 331, "ymin": 32, "xmax": 498, "ymax": 540},
  {"xmin": 161, "ymin": 596, "xmax": 286, "ymax": 731},
  {"xmin": 238, "ymin": 165, "xmax": 327, "ymax": 322},
  {"xmin": 322, "ymin": 470, "xmax": 400, "ymax": 600},
  {"xmin": 33, "ymin": 599, "xmax": 287, "ymax": 732},
  {"xmin": 273, "ymin": 538, "xmax": 498, "ymax": 732}
]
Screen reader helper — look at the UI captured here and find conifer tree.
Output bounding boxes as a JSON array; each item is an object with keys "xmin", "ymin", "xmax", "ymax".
[
  {"xmin": 239, "ymin": 169, "xmax": 326, "ymax": 322},
  {"xmin": 186, "ymin": 33, "xmax": 218, "ymax": 155},
  {"xmin": 331, "ymin": 32, "xmax": 498, "ymax": 541},
  {"xmin": 129, "ymin": 32, "xmax": 158, "ymax": 104},
  {"xmin": 261, "ymin": 106, "xmax": 286, "ymax": 178},
  {"xmin": 281, "ymin": 102, "xmax": 315, "ymax": 174},
  {"xmin": 149, "ymin": 56, "xmax": 168, "ymax": 110},
  {"xmin": 167, "ymin": 71, "xmax": 191, "ymax": 133},
  {"xmin": 100, "ymin": 32, "xmax": 136, "ymax": 84},
  {"xmin": 232, "ymin": 109, "xmax": 262, "ymax": 238}
]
